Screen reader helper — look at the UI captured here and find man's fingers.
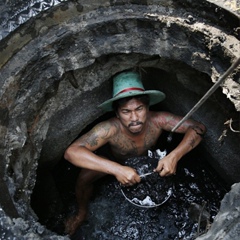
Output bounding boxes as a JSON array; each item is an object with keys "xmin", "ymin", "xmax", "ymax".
[
  {"xmin": 160, "ymin": 167, "xmax": 176, "ymax": 177},
  {"xmin": 121, "ymin": 174, "xmax": 141, "ymax": 186},
  {"xmin": 155, "ymin": 161, "xmax": 164, "ymax": 172},
  {"xmin": 159, "ymin": 167, "xmax": 168, "ymax": 177}
]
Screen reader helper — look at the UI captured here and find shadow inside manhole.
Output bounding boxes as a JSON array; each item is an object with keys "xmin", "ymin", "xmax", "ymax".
[{"xmin": 31, "ymin": 131, "xmax": 229, "ymax": 239}]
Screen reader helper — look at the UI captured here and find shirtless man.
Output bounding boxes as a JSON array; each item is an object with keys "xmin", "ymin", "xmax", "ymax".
[{"xmin": 64, "ymin": 71, "xmax": 206, "ymax": 235}]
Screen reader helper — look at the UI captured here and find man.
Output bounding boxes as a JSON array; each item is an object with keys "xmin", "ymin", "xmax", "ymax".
[{"xmin": 64, "ymin": 71, "xmax": 206, "ymax": 235}]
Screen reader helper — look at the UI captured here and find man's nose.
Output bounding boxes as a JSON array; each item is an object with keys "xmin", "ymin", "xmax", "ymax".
[{"xmin": 130, "ymin": 111, "xmax": 138, "ymax": 121}]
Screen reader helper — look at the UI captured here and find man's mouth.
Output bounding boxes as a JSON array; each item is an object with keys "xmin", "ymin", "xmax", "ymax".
[{"xmin": 128, "ymin": 121, "xmax": 143, "ymax": 127}]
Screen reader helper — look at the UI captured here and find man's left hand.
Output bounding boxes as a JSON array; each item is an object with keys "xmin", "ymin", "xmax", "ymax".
[{"xmin": 154, "ymin": 154, "xmax": 178, "ymax": 177}]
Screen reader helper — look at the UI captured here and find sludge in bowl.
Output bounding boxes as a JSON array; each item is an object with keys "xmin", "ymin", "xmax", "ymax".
[{"xmin": 120, "ymin": 156, "xmax": 174, "ymax": 208}]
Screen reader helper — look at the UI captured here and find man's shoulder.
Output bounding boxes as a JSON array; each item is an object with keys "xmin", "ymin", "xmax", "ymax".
[
  {"xmin": 97, "ymin": 117, "xmax": 119, "ymax": 131},
  {"xmin": 89, "ymin": 118, "xmax": 119, "ymax": 140},
  {"xmin": 149, "ymin": 111, "xmax": 170, "ymax": 118},
  {"xmin": 149, "ymin": 111, "xmax": 174, "ymax": 126}
]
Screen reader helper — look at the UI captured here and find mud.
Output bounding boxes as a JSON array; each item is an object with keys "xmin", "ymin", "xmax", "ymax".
[
  {"xmin": 121, "ymin": 157, "xmax": 173, "ymax": 208},
  {"xmin": 35, "ymin": 150, "xmax": 228, "ymax": 240}
]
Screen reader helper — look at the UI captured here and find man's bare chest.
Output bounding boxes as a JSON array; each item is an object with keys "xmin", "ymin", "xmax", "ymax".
[{"xmin": 109, "ymin": 126, "xmax": 161, "ymax": 158}]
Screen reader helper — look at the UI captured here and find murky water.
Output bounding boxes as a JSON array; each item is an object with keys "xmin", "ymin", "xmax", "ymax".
[{"xmin": 31, "ymin": 146, "xmax": 229, "ymax": 240}]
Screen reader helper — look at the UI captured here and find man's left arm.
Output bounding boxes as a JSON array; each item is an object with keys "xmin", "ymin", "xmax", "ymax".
[{"xmin": 154, "ymin": 112, "xmax": 206, "ymax": 176}]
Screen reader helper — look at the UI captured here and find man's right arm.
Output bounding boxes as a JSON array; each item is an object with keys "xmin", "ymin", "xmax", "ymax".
[
  {"xmin": 64, "ymin": 121, "xmax": 119, "ymax": 174},
  {"xmin": 64, "ymin": 120, "xmax": 140, "ymax": 185}
]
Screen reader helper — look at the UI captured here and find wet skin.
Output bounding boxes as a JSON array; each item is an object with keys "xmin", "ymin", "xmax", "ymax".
[
  {"xmin": 65, "ymin": 96, "xmax": 206, "ymax": 186},
  {"xmin": 64, "ymin": 97, "xmax": 206, "ymax": 235}
]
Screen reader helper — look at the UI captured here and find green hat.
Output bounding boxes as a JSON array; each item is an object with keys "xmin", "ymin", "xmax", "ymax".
[{"xmin": 99, "ymin": 71, "xmax": 166, "ymax": 112}]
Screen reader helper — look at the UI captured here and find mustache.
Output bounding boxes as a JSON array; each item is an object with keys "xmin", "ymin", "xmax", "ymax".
[{"xmin": 128, "ymin": 121, "xmax": 143, "ymax": 127}]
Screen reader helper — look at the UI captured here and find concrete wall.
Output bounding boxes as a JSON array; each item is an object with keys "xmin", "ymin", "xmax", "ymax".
[{"xmin": 0, "ymin": 0, "xmax": 239, "ymax": 238}]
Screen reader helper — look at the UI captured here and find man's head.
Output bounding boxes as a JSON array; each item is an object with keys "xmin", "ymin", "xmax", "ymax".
[
  {"xmin": 99, "ymin": 71, "xmax": 166, "ymax": 112},
  {"xmin": 114, "ymin": 96, "xmax": 149, "ymax": 134}
]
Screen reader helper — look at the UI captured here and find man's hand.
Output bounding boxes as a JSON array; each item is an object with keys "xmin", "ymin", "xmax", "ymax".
[
  {"xmin": 154, "ymin": 153, "xmax": 178, "ymax": 177},
  {"xmin": 115, "ymin": 166, "xmax": 141, "ymax": 186}
]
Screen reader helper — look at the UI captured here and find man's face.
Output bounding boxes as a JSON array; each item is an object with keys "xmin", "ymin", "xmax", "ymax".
[{"xmin": 117, "ymin": 98, "xmax": 148, "ymax": 134}]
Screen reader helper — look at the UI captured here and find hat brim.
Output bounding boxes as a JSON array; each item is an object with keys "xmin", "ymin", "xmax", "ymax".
[{"xmin": 99, "ymin": 90, "xmax": 166, "ymax": 112}]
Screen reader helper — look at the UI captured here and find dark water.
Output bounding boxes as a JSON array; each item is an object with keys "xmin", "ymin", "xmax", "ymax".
[{"xmin": 31, "ymin": 146, "xmax": 229, "ymax": 240}]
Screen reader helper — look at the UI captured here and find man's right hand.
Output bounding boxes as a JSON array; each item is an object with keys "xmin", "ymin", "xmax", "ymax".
[{"xmin": 115, "ymin": 166, "xmax": 141, "ymax": 186}]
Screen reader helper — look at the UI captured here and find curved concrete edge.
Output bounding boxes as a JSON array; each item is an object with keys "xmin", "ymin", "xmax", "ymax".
[{"xmin": 0, "ymin": 0, "xmax": 239, "ymax": 238}]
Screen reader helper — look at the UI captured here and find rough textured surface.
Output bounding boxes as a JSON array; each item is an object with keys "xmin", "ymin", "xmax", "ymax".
[
  {"xmin": 196, "ymin": 182, "xmax": 240, "ymax": 240},
  {"xmin": 0, "ymin": 0, "xmax": 239, "ymax": 239},
  {"xmin": 0, "ymin": 207, "xmax": 68, "ymax": 240}
]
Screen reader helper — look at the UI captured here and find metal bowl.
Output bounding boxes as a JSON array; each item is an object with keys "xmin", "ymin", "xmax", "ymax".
[{"xmin": 120, "ymin": 156, "xmax": 174, "ymax": 208}]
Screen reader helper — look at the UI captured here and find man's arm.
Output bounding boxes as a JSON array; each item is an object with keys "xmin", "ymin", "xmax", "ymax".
[
  {"xmin": 64, "ymin": 120, "xmax": 141, "ymax": 185},
  {"xmin": 154, "ymin": 112, "xmax": 206, "ymax": 176}
]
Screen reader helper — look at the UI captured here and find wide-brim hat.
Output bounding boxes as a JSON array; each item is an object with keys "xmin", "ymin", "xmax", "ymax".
[{"xmin": 99, "ymin": 71, "xmax": 166, "ymax": 112}]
